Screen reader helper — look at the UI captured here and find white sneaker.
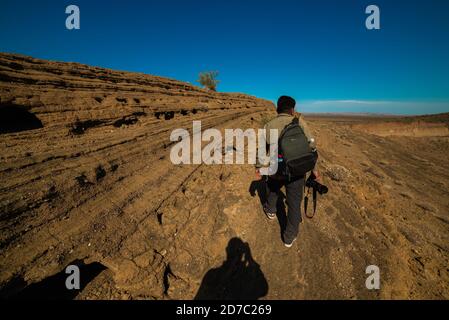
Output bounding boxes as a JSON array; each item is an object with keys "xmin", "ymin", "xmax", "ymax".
[
  {"xmin": 263, "ymin": 205, "xmax": 276, "ymax": 220},
  {"xmin": 284, "ymin": 238, "xmax": 297, "ymax": 248},
  {"xmin": 265, "ymin": 211, "xmax": 276, "ymax": 220}
]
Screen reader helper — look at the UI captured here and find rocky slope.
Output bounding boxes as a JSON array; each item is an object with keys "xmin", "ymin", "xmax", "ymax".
[
  {"xmin": 1, "ymin": 53, "xmax": 448, "ymax": 300},
  {"xmin": 0, "ymin": 53, "xmax": 273, "ymax": 299}
]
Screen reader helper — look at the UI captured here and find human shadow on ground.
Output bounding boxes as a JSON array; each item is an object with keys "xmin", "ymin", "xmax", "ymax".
[{"xmin": 194, "ymin": 238, "xmax": 268, "ymax": 300}]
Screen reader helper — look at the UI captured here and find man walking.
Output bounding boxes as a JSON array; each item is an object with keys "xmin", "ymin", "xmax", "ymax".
[{"xmin": 256, "ymin": 96, "xmax": 320, "ymax": 248}]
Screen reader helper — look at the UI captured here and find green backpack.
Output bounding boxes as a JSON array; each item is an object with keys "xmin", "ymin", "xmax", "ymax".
[{"xmin": 278, "ymin": 118, "xmax": 318, "ymax": 178}]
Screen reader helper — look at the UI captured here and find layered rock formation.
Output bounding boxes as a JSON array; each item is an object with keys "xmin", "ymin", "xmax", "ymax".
[{"xmin": 0, "ymin": 53, "xmax": 273, "ymax": 299}]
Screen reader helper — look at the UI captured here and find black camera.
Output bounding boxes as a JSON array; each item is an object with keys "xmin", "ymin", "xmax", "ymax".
[{"xmin": 306, "ymin": 175, "xmax": 328, "ymax": 195}]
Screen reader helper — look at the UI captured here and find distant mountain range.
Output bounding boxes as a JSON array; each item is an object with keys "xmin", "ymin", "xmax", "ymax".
[{"xmin": 303, "ymin": 112, "xmax": 449, "ymax": 118}]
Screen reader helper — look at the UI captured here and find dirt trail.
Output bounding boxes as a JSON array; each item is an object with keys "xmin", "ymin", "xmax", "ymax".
[{"xmin": 1, "ymin": 54, "xmax": 448, "ymax": 300}]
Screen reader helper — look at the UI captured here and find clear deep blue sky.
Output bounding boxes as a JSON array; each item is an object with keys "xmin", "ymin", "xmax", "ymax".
[{"xmin": 1, "ymin": 0, "xmax": 449, "ymax": 114}]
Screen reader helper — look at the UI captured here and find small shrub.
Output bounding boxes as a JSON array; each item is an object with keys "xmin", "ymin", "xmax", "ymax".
[{"xmin": 197, "ymin": 71, "xmax": 220, "ymax": 91}]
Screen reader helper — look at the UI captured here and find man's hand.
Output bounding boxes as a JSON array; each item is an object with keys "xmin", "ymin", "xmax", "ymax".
[
  {"xmin": 255, "ymin": 169, "xmax": 262, "ymax": 180},
  {"xmin": 312, "ymin": 170, "xmax": 321, "ymax": 182}
]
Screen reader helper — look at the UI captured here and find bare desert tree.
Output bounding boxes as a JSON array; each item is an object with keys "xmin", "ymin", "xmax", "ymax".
[{"xmin": 197, "ymin": 71, "xmax": 220, "ymax": 91}]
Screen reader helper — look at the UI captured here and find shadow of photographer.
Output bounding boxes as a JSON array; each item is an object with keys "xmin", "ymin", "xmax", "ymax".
[{"xmin": 194, "ymin": 238, "xmax": 268, "ymax": 300}]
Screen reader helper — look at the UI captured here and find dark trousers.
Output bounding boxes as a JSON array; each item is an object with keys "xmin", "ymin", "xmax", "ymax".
[{"xmin": 265, "ymin": 176, "xmax": 304, "ymax": 242}]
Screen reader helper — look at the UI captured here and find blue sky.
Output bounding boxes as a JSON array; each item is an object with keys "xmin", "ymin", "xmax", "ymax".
[{"xmin": 1, "ymin": 0, "xmax": 449, "ymax": 114}]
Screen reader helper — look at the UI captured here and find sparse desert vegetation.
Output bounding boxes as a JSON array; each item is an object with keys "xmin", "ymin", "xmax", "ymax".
[{"xmin": 197, "ymin": 71, "xmax": 220, "ymax": 92}]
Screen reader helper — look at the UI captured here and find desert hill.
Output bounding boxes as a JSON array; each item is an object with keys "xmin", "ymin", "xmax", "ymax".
[{"xmin": 1, "ymin": 53, "xmax": 448, "ymax": 299}]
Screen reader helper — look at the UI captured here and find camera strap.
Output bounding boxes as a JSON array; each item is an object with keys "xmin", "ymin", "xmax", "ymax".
[{"xmin": 304, "ymin": 186, "xmax": 317, "ymax": 219}]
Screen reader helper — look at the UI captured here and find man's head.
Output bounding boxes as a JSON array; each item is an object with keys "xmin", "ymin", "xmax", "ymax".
[{"xmin": 277, "ymin": 96, "xmax": 296, "ymax": 115}]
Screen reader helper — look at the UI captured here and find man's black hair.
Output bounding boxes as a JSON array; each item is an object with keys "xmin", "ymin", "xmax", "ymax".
[{"xmin": 277, "ymin": 96, "xmax": 296, "ymax": 114}]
